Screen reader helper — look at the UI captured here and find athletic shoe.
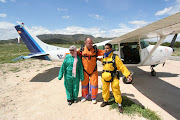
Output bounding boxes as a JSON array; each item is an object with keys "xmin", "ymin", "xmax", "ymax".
[
  {"xmin": 81, "ymin": 98, "xmax": 86, "ymax": 103},
  {"xmin": 68, "ymin": 102, "xmax": 72, "ymax": 105},
  {"xmin": 92, "ymin": 99, "xmax": 97, "ymax": 104}
]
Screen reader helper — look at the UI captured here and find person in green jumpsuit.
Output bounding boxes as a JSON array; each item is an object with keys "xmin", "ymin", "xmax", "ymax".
[{"xmin": 58, "ymin": 45, "xmax": 84, "ymax": 105}]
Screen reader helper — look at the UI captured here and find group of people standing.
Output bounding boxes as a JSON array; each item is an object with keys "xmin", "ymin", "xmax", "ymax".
[{"xmin": 58, "ymin": 37, "xmax": 132, "ymax": 113}]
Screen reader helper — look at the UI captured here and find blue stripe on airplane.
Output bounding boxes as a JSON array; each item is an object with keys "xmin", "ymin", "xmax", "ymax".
[
  {"xmin": 22, "ymin": 27, "xmax": 44, "ymax": 52},
  {"xmin": 15, "ymin": 25, "xmax": 51, "ymax": 60}
]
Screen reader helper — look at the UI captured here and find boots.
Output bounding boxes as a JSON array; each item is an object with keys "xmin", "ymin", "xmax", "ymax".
[
  {"xmin": 100, "ymin": 101, "xmax": 108, "ymax": 107},
  {"xmin": 118, "ymin": 106, "xmax": 123, "ymax": 113}
]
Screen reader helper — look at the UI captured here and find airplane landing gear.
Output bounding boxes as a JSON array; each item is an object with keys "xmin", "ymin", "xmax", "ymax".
[{"xmin": 151, "ymin": 65, "xmax": 156, "ymax": 76}]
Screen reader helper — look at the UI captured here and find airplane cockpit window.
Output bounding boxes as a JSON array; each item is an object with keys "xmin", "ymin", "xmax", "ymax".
[
  {"xmin": 140, "ymin": 40, "xmax": 149, "ymax": 49},
  {"xmin": 112, "ymin": 44, "xmax": 119, "ymax": 51}
]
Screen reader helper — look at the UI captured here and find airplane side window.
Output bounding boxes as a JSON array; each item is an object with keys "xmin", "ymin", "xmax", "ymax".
[
  {"xmin": 112, "ymin": 44, "xmax": 119, "ymax": 51},
  {"xmin": 140, "ymin": 40, "xmax": 149, "ymax": 49}
]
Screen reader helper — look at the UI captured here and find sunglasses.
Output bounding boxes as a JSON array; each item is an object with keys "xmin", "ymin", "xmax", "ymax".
[{"xmin": 69, "ymin": 49, "xmax": 74, "ymax": 51}]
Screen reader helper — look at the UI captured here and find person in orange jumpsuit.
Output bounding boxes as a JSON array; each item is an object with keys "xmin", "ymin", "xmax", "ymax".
[{"xmin": 78, "ymin": 38, "xmax": 104, "ymax": 104}]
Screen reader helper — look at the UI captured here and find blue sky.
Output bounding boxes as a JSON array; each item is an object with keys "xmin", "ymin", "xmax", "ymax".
[{"xmin": 0, "ymin": 0, "xmax": 180, "ymax": 41}]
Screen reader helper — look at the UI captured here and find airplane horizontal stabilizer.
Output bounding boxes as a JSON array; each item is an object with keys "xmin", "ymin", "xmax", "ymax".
[
  {"xmin": 12, "ymin": 53, "xmax": 49, "ymax": 61},
  {"xmin": 11, "ymin": 55, "xmax": 25, "ymax": 61}
]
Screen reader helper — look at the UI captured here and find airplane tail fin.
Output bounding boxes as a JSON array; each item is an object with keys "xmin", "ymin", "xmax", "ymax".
[
  {"xmin": 15, "ymin": 23, "xmax": 47, "ymax": 53},
  {"xmin": 14, "ymin": 23, "xmax": 50, "ymax": 60}
]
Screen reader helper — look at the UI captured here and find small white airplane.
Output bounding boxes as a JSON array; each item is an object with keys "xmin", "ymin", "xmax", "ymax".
[{"xmin": 13, "ymin": 12, "xmax": 180, "ymax": 84}]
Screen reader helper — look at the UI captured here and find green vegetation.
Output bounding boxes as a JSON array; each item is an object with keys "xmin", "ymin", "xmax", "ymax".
[
  {"xmin": 149, "ymin": 42, "xmax": 180, "ymax": 48},
  {"xmin": 0, "ymin": 43, "xmax": 83, "ymax": 64},
  {"xmin": 109, "ymin": 96, "xmax": 161, "ymax": 120},
  {"xmin": 0, "ymin": 44, "xmax": 29, "ymax": 64},
  {"xmin": 172, "ymin": 47, "xmax": 180, "ymax": 56}
]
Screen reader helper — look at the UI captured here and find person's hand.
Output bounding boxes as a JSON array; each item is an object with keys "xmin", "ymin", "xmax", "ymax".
[
  {"xmin": 64, "ymin": 53, "xmax": 69, "ymax": 59},
  {"xmin": 127, "ymin": 76, "xmax": 132, "ymax": 82},
  {"xmin": 97, "ymin": 58, "xmax": 102, "ymax": 61}
]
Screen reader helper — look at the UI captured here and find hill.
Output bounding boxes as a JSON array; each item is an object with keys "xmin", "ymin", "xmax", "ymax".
[{"xmin": 0, "ymin": 34, "xmax": 114, "ymax": 44}]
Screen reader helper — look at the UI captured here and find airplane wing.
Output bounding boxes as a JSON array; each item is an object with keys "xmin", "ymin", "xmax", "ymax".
[
  {"xmin": 109, "ymin": 12, "xmax": 180, "ymax": 65},
  {"xmin": 110, "ymin": 12, "xmax": 180, "ymax": 44},
  {"xmin": 94, "ymin": 40, "xmax": 112, "ymax": 46},
  {"xmin": 12, "ymin": 52, "xmax": 49, "ymax": 61}
]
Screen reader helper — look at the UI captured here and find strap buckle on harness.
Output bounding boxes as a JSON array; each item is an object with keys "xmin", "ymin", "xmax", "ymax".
[
  {"xmin": 88, "ymin": 55, "xmax": 90, "ymax": 60},
  {"xmin": 102, "ymin": 70, "xmax": 113, "ymax": 73}
]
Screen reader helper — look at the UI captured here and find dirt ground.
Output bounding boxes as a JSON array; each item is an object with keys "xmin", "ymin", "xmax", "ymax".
[{"xmin": 0, "ymin": 59, "xmax": 179, "ymax": 120}]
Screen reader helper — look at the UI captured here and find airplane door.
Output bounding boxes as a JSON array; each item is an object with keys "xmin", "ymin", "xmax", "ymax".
[{"xmin": 120, "ymin": 42, "xmax": 140, "ymax": 64}]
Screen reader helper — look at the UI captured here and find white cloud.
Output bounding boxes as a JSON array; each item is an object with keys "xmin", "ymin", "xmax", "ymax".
[
  {"xmin": 57, "ymin": 8, "xmax": 68, "ymax": 12},
  {"xmin": 155, "ymin": 0, "xmax": 180, "ymax": 15},
  {"xmin": 0, "ymin": 22, "xmax": 135, "ymax": 40},
  {"xmin": 62, "ymin": 16, "xmax": 70, "ymax": 19},
  {"xmin": 0, "ymin": 0, "xmax": 6, "ymax": 3},
  {"xmin": 0, "ymin": 22, "xmax": 18, "ymax": 40},
  {"xmin": 0, "ymin": 13, "xmax": 6, "ymax": 17},
  {"xmin": 128, "ymin": 20, "xmax": 149, "ymax": 28},
  {"xmin": 28, "ymin": 26, "xmax": 52, "ymax": 35},
  {"xmin": 155, "ymin": 7, "xmax": 173, "ymax": 15},
  {"xmin": 49, "ymin": 24, "xmax": 134, "ymax": 38},
  {"xmin": 53, "ymin": 26, "xmax": 105, "ymax": 37},
  {"xmin": 88, "ymin": 14, "xmax": 103, "ymax": 20},
  {"xmin": 3, "ymin": 21, "xmax": 179, "ymax": 42}
]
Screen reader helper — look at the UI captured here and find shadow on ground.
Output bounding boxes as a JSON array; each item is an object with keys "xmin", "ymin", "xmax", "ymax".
[
  {"xmin": 130, "ymin": 67, "xmax": 180, "ymax": 119},
  {"xmin": 29, "ymin": 66, "xmax": 180, "ymax": 119},
  {"xmin": 30, "ymin": 67, "xmax": 60, "ymax": 82}
]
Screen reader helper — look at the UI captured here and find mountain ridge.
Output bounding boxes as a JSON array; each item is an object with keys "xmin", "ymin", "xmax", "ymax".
[{"xmin": 0, "ymin": 34, "xmax": 114, "ymax": 44}]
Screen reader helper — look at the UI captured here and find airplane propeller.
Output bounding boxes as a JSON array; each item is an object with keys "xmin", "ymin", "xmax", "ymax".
[{"xmin": 169, "ymin": 33, "xmax": 178, "ymax": 48}]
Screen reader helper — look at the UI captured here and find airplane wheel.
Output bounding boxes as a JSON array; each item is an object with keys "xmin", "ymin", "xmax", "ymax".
[
  {"xmin": 151, "ymin": 70, "xmax": 156, "ymax": 76},
  {"xmin": 122, "ymin": 76, "xmax": 133, "ymax": 84}
]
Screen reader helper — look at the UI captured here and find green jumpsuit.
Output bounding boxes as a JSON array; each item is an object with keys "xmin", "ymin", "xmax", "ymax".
[{"xmin": 58, "ymin": 54, "xmax": 84, "ymax": 100}]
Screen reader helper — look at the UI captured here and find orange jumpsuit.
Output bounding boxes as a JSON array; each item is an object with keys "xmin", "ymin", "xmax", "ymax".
[{"xmin": 78, "ymin": 46, "xmax": 104, "ymax": 100}]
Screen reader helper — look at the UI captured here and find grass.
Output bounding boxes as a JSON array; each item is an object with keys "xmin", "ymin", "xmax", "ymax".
[
  {"xmin": 0, "ymin": 44, "xmax": 29, "ymax": 64},
  {"xmin": 108, "ymin": 96, "xmax": 161, "ymax": 120},
  {"xmin": 172, "ymin": 48, "xmax": 180, "ymax": 56},
  {"xmin": 0, "ymin": 43, "xmax": 81, "ymax": 64}
]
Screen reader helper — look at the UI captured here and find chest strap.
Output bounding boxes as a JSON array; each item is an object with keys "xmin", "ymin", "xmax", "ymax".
[
  {"xmin": 82, "ymin": 55, "xmax": 97, "ymax": 60},
  {"xmin": 102, "ymin": 61, "xmax": 113, "ymax": 65}
]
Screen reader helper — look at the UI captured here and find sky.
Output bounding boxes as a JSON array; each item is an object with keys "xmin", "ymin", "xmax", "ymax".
[{"xmin": 0, "ymin": 0, "xmax": 180, "ymax": 42}]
